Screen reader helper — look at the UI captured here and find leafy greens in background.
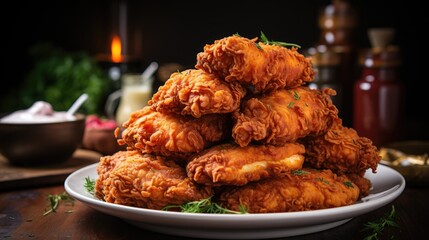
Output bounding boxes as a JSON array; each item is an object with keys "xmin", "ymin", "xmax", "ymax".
[{"xmin": 1, "ymin": 43, "xmax": 110, "ymax": 115}]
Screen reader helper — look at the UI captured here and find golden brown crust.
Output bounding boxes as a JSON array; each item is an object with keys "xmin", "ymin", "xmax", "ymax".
[
  {"xmin": 95, "ymin": 150, "xmax": 130, "ymax": 200},
  {"xmin": 195, "ymin": 35, "xmax": 314, "ymax": 93},
  {"xmin": 218, "ymin": 168, "xmax": 360, "ymax": 213},
  {"xmin": 117, "ymin": 106, "xmax": 231, "ymax": 159},
  {"xmin": 95, "ymin": 150, "xmax": 213, "ymax": 210},
  {"xmin": 232, "ymin": 86, "xmax": 340, "ymax": 147},
  {"xmin": 303, "ymin": 123, "xmax": 381, "ymax": 175},
  {"xmin": 149, "ymin": 69, "xmax": 246, "ymax": 118},
  {"xmin": 346, "ymin": 173, "xmax": 372, "ymax": 198},
  {"xmin": 187, "ymin": 142, "xmax": 305, "ymax": 186}
]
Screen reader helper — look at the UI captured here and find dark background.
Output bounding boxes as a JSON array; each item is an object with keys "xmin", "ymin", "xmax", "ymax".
[{"xmin": 1, "ymin": 0, "xmax": 426, "ymax": 141}]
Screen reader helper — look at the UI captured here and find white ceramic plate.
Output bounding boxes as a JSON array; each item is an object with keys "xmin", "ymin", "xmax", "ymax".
[{"xmin": 65, "ymin": 163, "xmax": 405, "ymax": 239}]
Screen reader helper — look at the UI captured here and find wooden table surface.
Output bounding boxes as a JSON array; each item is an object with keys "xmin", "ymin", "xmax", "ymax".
[{"xmin": 1, "ymin": 183, "xmax": 427, "ymax": 239}]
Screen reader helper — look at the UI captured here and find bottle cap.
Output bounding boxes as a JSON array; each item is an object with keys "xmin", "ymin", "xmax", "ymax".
[{"xmin": 368, "ymin": 28, "xmax": 395, "ymax": 50}]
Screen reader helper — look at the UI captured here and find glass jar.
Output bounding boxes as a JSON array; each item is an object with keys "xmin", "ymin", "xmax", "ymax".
[
  {"xmin": 353, "ymin": 46, "xmax": 404, "ymax": 147},
  {"xmin": 307, "ymin": 49, "xmax": 343, "ymax": 116}
]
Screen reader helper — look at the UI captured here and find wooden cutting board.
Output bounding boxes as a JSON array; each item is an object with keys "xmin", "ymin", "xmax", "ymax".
[{"xmin": 0, "ymin": 149, "xmax": 102, "ymax": 191}]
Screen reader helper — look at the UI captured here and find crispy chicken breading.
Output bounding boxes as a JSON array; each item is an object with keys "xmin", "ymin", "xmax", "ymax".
[
  {"xmin": 195, "ymin": 35, "xmax": 314, "ymax": 93},
  {"xmin": 96, "ymin": 149, "xmax": 127, "ymax": 176},
  {"xmin": 149, "ymin": 69, "xmax": 246, "ymax": 118},
  {"xmin": 187, "ymin": 142, "xmax": 305, "ymax": 186},
  {"xmin": 232, "ymin": 86, "xmax": 340, "ymax": 147},
  {"xmin": 95, "ymin": 150, "xmax": 213, "ymax": 210},
  {"xmin": 303, "ymin": 123, "xmax": 381, "ymax": 175},
  {"xmin": 116, "ymin": 106, "xmax": 231, "ymax": 159},
  {"xmin": 217, "ymin": 168, "xmax": 360, "ymax": 213},
  {"xmin": 95, "ymin": 150, "xmax": 129, "ymax": 199},
  {"xmin": 346, "ymin": 173, "xmax": 372, "ymax": 198}
]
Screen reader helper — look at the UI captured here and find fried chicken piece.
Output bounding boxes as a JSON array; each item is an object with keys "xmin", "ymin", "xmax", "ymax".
[
  {"xmin": 95, "ymin": 150, "xmax": 213, "ymax": 210},
  {"xmin": 117, "ymin": 106, "xmax": 231, "ymax": 159},
  {"xmin": 303, "ymin": 123, "xmax": 381, "ymax": 175},
  {"xmin": 217, "ymin": 168, "xmax": 360, "ymax": 213},
  {"xmin": 96, "ymin": 150, "xmax": 126, "ymax": 177},
  {"xmin": 149, "ymin": 69, "xmax": 246, "ymax": 118},
  {"xmin": 232, "ymin": 86, "xmax": 340, "ymax": 147},
  {"xmin": 346, "ymin": 173, "xmax": 372, "ymax": 198},
  {"xmin": 95, "ymin": 150, "xmax": 129, "ymax": 200},
  {"xmin": 187, "ymin": 142, "xmax": 305, "ymax": 186},
  {"xmin": 195, "ymin": 35, "xmax": 314, "ymax": 93}
]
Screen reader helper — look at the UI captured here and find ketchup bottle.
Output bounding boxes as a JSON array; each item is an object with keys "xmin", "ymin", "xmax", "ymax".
[{"xmin": 353, "ymin": 28, "xmax": 404, "ymax": 147}]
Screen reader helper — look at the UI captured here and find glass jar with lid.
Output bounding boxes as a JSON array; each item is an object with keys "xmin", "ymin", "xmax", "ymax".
[{"xmin": 353, "ymin": 29, "xmax": 404, "ymax": 147}]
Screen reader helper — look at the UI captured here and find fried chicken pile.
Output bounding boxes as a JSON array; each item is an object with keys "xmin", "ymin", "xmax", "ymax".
[{"xmin": 95, "ymin": 34, "xmax": 381, "ymax": 213}]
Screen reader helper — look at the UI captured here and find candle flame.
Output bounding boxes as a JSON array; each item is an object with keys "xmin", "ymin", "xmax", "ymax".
[{"xmin": 111, "ymin": 35, "xmax": 123, "ymax": 63}]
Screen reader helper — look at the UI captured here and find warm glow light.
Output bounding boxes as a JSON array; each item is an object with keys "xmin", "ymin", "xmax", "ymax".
[{"xmin": 111, "ymin": 35, "xmax": 123, "ymax": 63}]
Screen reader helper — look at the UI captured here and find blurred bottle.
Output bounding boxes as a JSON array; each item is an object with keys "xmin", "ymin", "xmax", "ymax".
[
  {"xmin": 314, "ymin": 0, "xmax": 358, "ymax": 127},
  {"xmin": 306, "ymin": 49, "xmax": 343, "ymax": 114},
  {"xmin": 353, "ymin": 28, "xmax": 404, "ymax": 147}
]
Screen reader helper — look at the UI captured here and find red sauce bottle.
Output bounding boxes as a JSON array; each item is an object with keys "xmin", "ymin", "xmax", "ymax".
[{"xmin": 353, "ymin": 28, "xmax": 404, "ymax": 147}]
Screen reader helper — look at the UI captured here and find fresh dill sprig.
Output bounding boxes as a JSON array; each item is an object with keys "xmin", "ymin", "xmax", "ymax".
[
  {"xmin": 43, "ymin": 192, "xmax": 74, "ymax": 216},
  {"xmin": 255, "ymin": 42, "xmax": 263, "ymax": 50},
  {"xmin": 259, "ymin": 31, "xmax": 301, "ymax": 49},
  {"xmin": 163, "ymin": 196, "xmax": 248, "ymax": 214},
  {"xmin": 362, "ymin": 205, "xmax": 399, "ymax": 240},
  {"xmin": 84, "ymin": 176, "xmax": 95, "ymax": 195}
]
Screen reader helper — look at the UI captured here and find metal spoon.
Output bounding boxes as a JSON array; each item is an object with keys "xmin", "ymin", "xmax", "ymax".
[
  {"xmin": 141, "ymin": 61, "xmax": 158, "ymax": 86},
  {"xmin": 66, "ymin": 93, "xmax": 89, "ymax": 119}
]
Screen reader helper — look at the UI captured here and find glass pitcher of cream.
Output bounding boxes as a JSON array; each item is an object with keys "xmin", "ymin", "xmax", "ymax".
[
  {"xmin": 105, "ymin": 62, "xmax": 158, "ymax": 125},
  {"xmin": 114, "ymin": 73, "xmax": 154, "ymax": 124}
]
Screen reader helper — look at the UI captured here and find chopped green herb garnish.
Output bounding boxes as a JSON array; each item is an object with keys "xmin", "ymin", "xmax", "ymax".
[
  {"xmin": 255, "ymin": 42, "xmax": 263, "ymax": 50},
  {"xmin": 293, "ymin": 90, "xmax": 300, "ymax": 100},
  {"xmin": 163, "ymin": 196, "xmax": 247, "ymax": 214},
  {"xmin": 291, "ymin": 169, "xmax": 310, "ymax": 176},
  {"xmin": 43, "ymin": 192, "xmax": 74, "ymax": 216},
  {"xmin": 259, "ymin": 31, "xmax": 301, "ymax": 49},
  {"xmin": 287, "ymin": 101, "xmax": 294, "ymax": 108},
  {"xmin": 343, "ymin": 181, "xmax": 354, "ymax": 188},
  {"xmin": 315, "ymin": 177, "xmax": 330, "ymax": 185}
]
